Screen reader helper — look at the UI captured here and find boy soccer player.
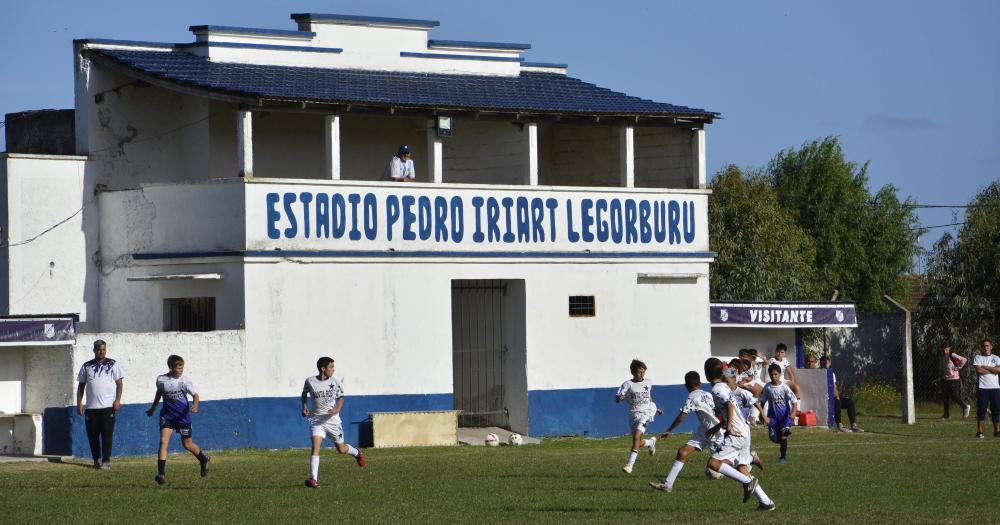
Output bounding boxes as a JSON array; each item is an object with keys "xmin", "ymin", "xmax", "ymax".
[
  {"xmin": 705, "ymin": 358, "xmax": 776, "ymax": 511},
  {"xmin": 302, "ymin": 357, "xmax": 366, "ymax": 488},
  {"xmin": 760, "ymin": 364, "xmax": 799, "ymax": 463},
  {"xmin": 616, "ymin": 359, "xmax": 664, "ymax": 474},
  {"xmin": 648, "ymin": 371, "xmax": 723, "ymax": 492},
  {"xmin": 770, "ymin": 343, "xmax": 802, "ymax": 400},
  {"xmin": 145, "ymin": 355, "xmax": 210, "ymax": 485}
]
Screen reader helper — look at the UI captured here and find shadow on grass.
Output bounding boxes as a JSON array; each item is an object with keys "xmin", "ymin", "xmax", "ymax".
[{"xmin": 495, "ymin": 473, "xmax": 621, "ymax": 479}]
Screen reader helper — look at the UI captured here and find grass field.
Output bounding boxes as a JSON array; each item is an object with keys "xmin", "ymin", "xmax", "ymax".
[{"xmin": 2, "ymin": 416, "xmax": 997, "ymax": 524}]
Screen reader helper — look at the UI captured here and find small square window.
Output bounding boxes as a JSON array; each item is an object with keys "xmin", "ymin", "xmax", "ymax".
[
  {"xmin": 163, "ymin": 297, "xmax": 216, "ymax": 332},
  {"xmin": 569, "ymin": 296, "xmax": 596, "ymax": 317}
]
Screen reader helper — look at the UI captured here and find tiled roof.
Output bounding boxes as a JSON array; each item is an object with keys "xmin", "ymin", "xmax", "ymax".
[{"xmin": 87, "ymin": 48, "xmax": 717, "ymax": 119}]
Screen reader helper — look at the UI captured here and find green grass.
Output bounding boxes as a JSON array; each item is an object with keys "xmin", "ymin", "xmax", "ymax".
[{"xmin": 2, "ymin": 417, "xmax": 997, "ymax": 524}]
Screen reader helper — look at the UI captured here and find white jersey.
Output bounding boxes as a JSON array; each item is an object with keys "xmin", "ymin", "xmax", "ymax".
[
  {"xmin": 973, "ymin": 354, "xmax": 1000, "ymax": 389},
  {"xmin": 303, "ymin": 375, "xmax": 345, "ymax": 424},
  {"xmin": 769, "ymin": 357, "xmax": 791, "ymax": 380},
  {"xmin": 749, "ymin": 357, "xmax": 767, "ymax": 384},
  {"xmin": 712, "ymin": 382, "xmax": 751, "ymax": 438},
  {"xmin": 76, "ymin": 358, "xmax": 124, "ymax": 409},
  {"xmin": 617, "ymin": 379, "xmax": 656, "ymax": 415},
  {"xmin": 680, "ymin": 389, "xmax": 720, "ymax": 445},
  {"xmin": 760, "ymin": 382, "xmax": 798, "ymax": 410}
]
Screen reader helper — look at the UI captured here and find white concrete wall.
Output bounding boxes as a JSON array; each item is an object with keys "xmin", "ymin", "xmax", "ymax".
[
  {"xmin": 340, "ymin": 115, "xmax": 429, "ymax": 181},
  {"xmin": 1, "ymin": 155, "xmax": 90, "ymax": 321},
  {"xmin": 442, "ymin": 119, "xmax": 529, "ymax": 185},
  {"xmin": 72, "ymin": 332, "xmax": 247, "ymax": 405},
  {"xmin": 0, "ymin": 347, "xmax": 25, "ymax": 413},
  {"xmin": 540, "ymin": 124, "xmax": 620, "ymax": 187},
  {"xmin": 634, "ymin": 127, "xmax": 693, "ymax": 189},
  {"xmin": 22, "ymin": 345, "xmax": 75, "ymax": 414},
  {"xmin": 241, "ymin": 260, "xmax": 711, "ymax": 398}
]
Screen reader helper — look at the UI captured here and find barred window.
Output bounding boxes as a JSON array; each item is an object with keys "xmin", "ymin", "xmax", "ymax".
[
  {"xmin": 569, "ymin": 296, "xmax": 596, "ymax": 317},
  {"xmin": 163, "ymin": 297, "xmax": 216, "ymax": 332}
]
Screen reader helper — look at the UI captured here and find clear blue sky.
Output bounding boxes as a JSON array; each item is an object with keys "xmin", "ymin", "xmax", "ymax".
[{"xmin": 2, "ymin": 1, "xmax": 997, "ymax": 264}]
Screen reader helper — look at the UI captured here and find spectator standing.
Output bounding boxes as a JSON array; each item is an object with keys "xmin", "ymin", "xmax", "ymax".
[
  {"xmin": 75, "ymin": 340, "xmax": 124, "ymax": 469},
  {"xmin": 939, "ymin": 344, "xmax": 970, "ymax": 420},
  {"xmin": 972, "ymin": 338, "xmax": 1000, "ymax": 438}
]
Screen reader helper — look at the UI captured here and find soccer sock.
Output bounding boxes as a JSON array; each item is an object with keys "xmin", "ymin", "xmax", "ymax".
[
  {"xmin": 643, "ymin": 438, "xmax": 654, "ymax": 449},
  {"xmin": 665, "ymin": 460, "xmax": 685, "ymax": 487},
  {"xmin": 157, "ymin": 459, "xmax": 166, "ymax": 476},
  {"xmin": 626, "ymin": 450, "xmax": 638, "ymax": 466},
  {"xmin": 779, "ymin": 441, "xmax": 788, "ymax": 459},
  {"xmin": 310, "ymin": 455, "xmax": 320, "ymax": 481},
  {"xmin": 754, "ymin": 483, "xmax": 773, "ymax": 505},
  {"xmin": 345, "ymin": 445, "xmax": 360, "ymax": 457},
  {"xmin": 196, "ymin": 451, "xmax": 208, "ymax": 463},
  {"xmin": 717, "ymin": 463, "xmax": 752, "ymax": 483}
]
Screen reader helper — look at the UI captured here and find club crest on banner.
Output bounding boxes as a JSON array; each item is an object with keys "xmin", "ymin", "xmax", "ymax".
[
  {"xmin": 44, "ymin": 323, "xmax": 55, "ymax": 339},
  {"xmin": 719, "ymin": 309, "xmax": 729, "ymax": 322}
]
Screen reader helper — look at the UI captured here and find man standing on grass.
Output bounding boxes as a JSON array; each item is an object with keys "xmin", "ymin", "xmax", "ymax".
[
  {"xmin": 76, "ymin": 340, "xmax": 124, "ymax": 469},
  {"xmin": 972, "ymin": 338, "xmax": 1000, "ymax": 438}
]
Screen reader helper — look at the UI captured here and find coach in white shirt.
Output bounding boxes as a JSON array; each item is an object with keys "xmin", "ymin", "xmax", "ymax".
[
  {"xmin": 973, "ymin": 337, "xmax": 1000, "ymax": 438},
  {"xmin": 76, "ymin": 340, "xmax": 124, "ymax": 469}
]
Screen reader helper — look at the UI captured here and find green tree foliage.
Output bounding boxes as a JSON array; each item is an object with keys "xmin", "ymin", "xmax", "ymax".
[
  {"xmin": 917, "ymin": 181, "xmax": 1000, "ymax": 353},
  {"xmin": 708, "ymin": 165, "xmax": 820, "ymax": 301},
  {"xmin": 768, "ymin": 137, "xmax": 921, "ymax": 311}
]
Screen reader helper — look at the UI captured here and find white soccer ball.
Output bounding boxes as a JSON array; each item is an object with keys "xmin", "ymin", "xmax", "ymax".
[
  {"xmin": 705, "ymin": 467, "xmax": 723, "ymax": 480},
  {"xmin": 485, "ymin": 433, "xmax": 500, "ymax": 447},
  {"xmin": 508, "ymin": 433, "xmax": 523, "ymax": 446}
]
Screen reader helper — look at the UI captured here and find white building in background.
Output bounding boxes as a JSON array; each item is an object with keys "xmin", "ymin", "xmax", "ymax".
[{"xmin": 1, "ymin": 13, "xmax": 719, "ymax": 456}]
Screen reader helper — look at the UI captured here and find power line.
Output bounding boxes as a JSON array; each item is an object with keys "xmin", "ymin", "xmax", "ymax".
[
  {"xmin": 904, "ymin": 204, "xmax": 999, "ymax": 209},
  {"xmin": 911, "ymin": 222, "xmax": 965, "ymax": 231}
]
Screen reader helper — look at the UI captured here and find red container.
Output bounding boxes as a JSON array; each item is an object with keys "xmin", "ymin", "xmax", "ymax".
[{"xmin": 797, "ymin": 410, "xmax": 817, "ymax": 427}]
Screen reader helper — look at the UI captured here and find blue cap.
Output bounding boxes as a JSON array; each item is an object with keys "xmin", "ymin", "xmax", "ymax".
[{"xmin": 398, "ymin": 145, "xmax": 411, "ymax": 156}]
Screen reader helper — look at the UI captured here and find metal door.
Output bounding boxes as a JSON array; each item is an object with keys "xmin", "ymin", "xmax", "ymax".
[{"xmin": 451, "ymin": 280, "xmax": 508, "ymax": 428}]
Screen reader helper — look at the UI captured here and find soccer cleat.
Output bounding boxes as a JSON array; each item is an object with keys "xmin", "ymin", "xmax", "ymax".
[
  {"xmin": 622, "ymin": 464, "xmax": 633, "ymax": 475},
  {"xmin": 99, "ymin": 462, "xmax": 110, "ymax": 470},
  {"xmin": 778, "ymin": 458, "xmax": 786, "ymax": 464},
  {"xmin": 648, "ymin": 480, "xmax": 672, "ymax": 493},
  {"xmin": 743, "ymin": 477, "xmax": 759, "ymax": 503},
  {"xmin": 200, "ymin": 456, "xmax": 211, "ymax": 477},
  {"xmin": 837, "ymin": 425, "xmax": 849, "ymax": 433},
  {"xmin": 976, "ymin": 432, "xmax": 985, "ymax": 439},
  {"xmin": 304, "ymin": 478, "xmax": 318, "ymax": 488},
  {"xmin": 851, "ymin": 425, "xmax": 864, "ymax": 433},
  {"xmin": 154, "ymin": 475, "xmax": 165, "ymax": 485},
  {"xmin": 355, "ymin": 451, "xmax": 366, "ymax": 467},
  {"xmin": 757, "ymin": 501, "xmax": 776, "ymax": 512},
  {"xmin": 963, "ymin": 405, "xmax": 971, "ymax": 418},
  {"xmin": 648, "ymin": 437, "xmax": 657, "ymax": 456},
  {"xmin": 93, "ymin": 461, "xmax": 101, "ymax": 470},
  {"xmin": 940, "ymin": 416, "xmax": 950, "ymax": 421}
]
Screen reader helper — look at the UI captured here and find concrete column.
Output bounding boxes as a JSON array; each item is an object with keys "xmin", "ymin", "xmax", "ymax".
[
  {"xmin": 427, "ymin": 119, "xmax": 443, "ymax": 183},
  {"xmin": 237, "ymin": 110, "xmax": 253, "ymax": 178},
  {"xmin": 884, "ymin": 295, "xmax": 916, "ymax": 425},
  {"xmin": 692, "ymin": 128, "xmax": 706, "ymax": 189},
  {"xmin": 619, "ymin": 126, "xmax": 634, "ymax": 188},
  {"xmin": 324, "ymin": 114, "xmax": 341, "ymax": 180},
  {"xmin": 527, "ymin": 122, "xmax": 538, "ymax": 185}
]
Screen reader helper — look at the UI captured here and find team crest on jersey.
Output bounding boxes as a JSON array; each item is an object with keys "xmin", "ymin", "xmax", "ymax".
[
  {"xmin": 44, "ymin": 323, "xmax": 55, "ymax": 338},
  {"xmin": 719, "ymin": 309, "xmax": 729, "ymax": 322}
]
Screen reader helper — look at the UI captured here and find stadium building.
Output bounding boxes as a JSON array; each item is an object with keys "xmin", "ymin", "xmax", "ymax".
[{"xmin": 1, "ymin": 13, "xmax": 721, "ymax": 456}]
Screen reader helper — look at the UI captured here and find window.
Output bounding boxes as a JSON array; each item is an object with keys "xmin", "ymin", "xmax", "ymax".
[
  {"xmin": 569, "ymin": 296, "xmax": 596, "ymax": 317},
  {"xmin": 163, "ymin": 297, "xmax": 216, "ymax": 332}
]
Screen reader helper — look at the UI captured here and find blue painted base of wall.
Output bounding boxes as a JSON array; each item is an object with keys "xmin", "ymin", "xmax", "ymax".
[
  {"xmin": 44, "ymin": 384, "xmax": 699, "ymax": 457},
  {"xmin": 527, "ymin": 384, "xmax": 695, "ymax": 438}
]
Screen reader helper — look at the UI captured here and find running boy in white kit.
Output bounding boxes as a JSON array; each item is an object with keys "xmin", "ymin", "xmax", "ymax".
[
  {"xmin": 616, "ymin": 359, "xmax": 664, "ymax": 474},
  {"xmin": 302, "ymin": 356, "xmax": 366, "ymax": 488},
  {"xmin": 648, "ymin": 371, "xmax": 724, "ymax": 492}
]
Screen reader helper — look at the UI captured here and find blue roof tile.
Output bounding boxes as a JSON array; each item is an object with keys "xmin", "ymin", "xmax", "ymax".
[{"xmin": 88, "ymin": 49, "xmax": 717, "ymax": 119}]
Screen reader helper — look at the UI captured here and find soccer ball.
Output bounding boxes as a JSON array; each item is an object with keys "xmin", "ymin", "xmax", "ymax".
[
  {"xmin": 508, "ymin": 433, "xmax": 523, "ymax": 446},
  {"xmin": 485, "ymin": 433, "xmax": 500, "ymax": 447},
  {"xmin": 705, "ymin": 467, "xmax": 723, "ymax": 480}
]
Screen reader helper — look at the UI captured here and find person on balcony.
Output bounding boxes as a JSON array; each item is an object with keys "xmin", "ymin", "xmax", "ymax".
[{"xmin": 384, "ymin": 145, "xmax": 415, "ymax": 182}]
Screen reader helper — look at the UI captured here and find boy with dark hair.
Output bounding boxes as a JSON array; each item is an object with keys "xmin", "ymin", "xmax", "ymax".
[
  {"xmin": 973, "ymin": 338, "xmax": 1000, "ymax": 438},
  {"xmin": 302, "ymin": 356, "xmax": 366, "ymax": 488},
  {"xmin": 616, "ymin": 359, "xmax": 664, "ymax": 474},
  {"xmin": 770, "ymin": 343, "xmax": 802, "ymax": 401},
  {"xmin": 760, "ymin": 363, "xmax": 798, "ymax": 463},
  {"xmin": 145, "ymin": 354, "xmax": 210, "ymax": 485},
  {"xmin": 649, "ymin": 371, "xmax": 723, "ymax": 492}
]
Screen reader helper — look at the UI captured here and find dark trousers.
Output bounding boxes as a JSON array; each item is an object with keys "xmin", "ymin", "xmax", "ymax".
[
  {"xmin": 976, "ymin": 388, "xmax": 1000, "ymax": 423},
  {"xmin": 84, "ymin": 408, "xmax": 116, "ymax": 463},
  {"xmin": 834, "ymin": 397, "xmax": 856, "ymax": 426},
  {"xmin": 941, "ymin": 379, "xmax": 967, "ymax": 417}
]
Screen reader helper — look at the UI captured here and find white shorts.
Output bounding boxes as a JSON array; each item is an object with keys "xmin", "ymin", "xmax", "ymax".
[
  {"xmin": 710, "ymin": 433, "xmax": 752, "ymax": 466},
  {"xmin": 310, "ymin": 417, "xmax": 345, "ymax": 444},
  {"xmin": 629, "ymin": 412, "xmax": 655, "ymax": 433}
]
